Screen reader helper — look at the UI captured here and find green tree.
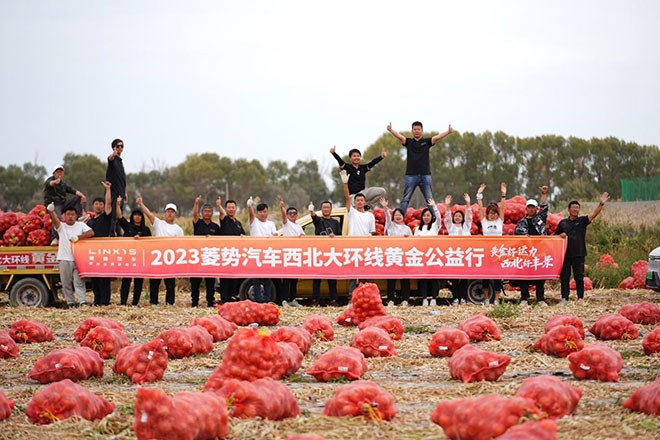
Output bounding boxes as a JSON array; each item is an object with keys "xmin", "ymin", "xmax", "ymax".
[
  {"xmin": 0, "ymin": 162, "xmax": 47, "ymax": 211},
  {"xmin": 62, "ymin": 153, "xmax": 106, "ymax": 204}
]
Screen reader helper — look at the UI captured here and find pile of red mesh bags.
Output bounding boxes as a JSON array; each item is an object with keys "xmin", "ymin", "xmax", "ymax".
[
  {"xmin": 351, "ymin": 327, "xmax": 397, "ymax": 357},
  {"xmin": 589, "ymin": 314, "xmax": 638, "ymax": 340},
  {"xmin": 191, "ymin": 315, "xmax": 237, "ymax": 342},
  {"xmin": 619, "ymin": 302, "xmax": 660, "ymax": 325},
  {"xmin": 74, "ymin": 317, "xmax": 124, "ymax": 342},
  {"xmin": 213, "ymin": 377, "xmax": 300, "ymax": 420},
  {"xmin": 621, "ymin": 378, "xmax": 660, "ymax": 415},
  {"xmin": 0, "ymin": 330, "xmax": 20, "ymax": 359},
  {"xmin": 9, "ymin": 320, "xmax": 54, "ymax": 343},
  {"xmin": 336, "ymin": 283, "xmax": 386, "ymax": 326},
  {"xmin": 133, "ymin": 387, "xmax": 229, "ymax": 440},
  {"xmin": 302, "ymin": 315, "xmax": 334, "ymax": 341},
  {"xmin": 429, "ymin": 327, "xmax": 470, "ymax": 357},
  {"xmin": 567, "ymin": 343, "xmax": 624, "ymax": 382},
  {"xmin": 216, "ymin": 300, "xmax": 280, "ymax": 326},
  {"xmin": 159, "ymin": 326, "xmax": 214, "ymax": 359},
  {"xmin": 449, "ymin": 345, "xmax": 511, "ymax": 382},
  {"xmin": 643, "ymin": 327, "xmax": 660, "ymax": 355},
  {"xmin": 113, "ymin": 338, "xmax": 168, "ymax": 384},
  {"xmin": 357, "ymin": 315, "xmax": 404, "ymax": 340},
  {"xmin": 458, "ymin": 314, "xmax": 502, "ymax": 342},
  {"xmin": 80, "ymin": 326, "xmax": 130, "ymax": 359},
  {"xmin": 534, "ymin": 325, "xmax": 584, "ymax": 358},
  {"xmin": 270, "ymin": 326, "xmax": 314, "ymax": 355},
  {"xmin": 544, "ymin": 314, "xmax": 585, "ymax": 338},
  {"xmin": 0, "ymin": 390, "xmax": 14, "ymax": 421},
  {"xmin": 307, "ymin": 346, "xmax": 368, "ymax": 381},
  {"xmin": 28, "ymin": 347, "xmax": 104, "ymax": 383},
  {"xmin": 25, "ymin": 379, "xmax": 114, "ymax": 425},
  {"xmin": 515, "ymin": 375, "xmax": 582, "ymax": 418},
  {"xmin": 324, "ymin": 380, "xmax": 396, "ymax": 421}
]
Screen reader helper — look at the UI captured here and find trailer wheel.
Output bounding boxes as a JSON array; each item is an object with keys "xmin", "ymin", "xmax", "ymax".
[
  {"xmin": 466, "ymin": 279, "xmax": 494, "ymax": 305},
  {"xmin": 9, "ymin": 278, "xmax": 50, "ymax": 307},
  {"xmin": 238, "ymin": 279, "xmax": 277, "ymax": 303}
]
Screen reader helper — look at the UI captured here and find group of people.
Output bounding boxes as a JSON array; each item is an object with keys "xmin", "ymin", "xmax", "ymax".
[{"xmin": 45, "ymin": 123, "xmax": 610, "ymax": 308}]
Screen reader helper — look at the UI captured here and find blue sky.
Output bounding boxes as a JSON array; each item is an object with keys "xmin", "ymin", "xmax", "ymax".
[{"xmin": 1, "ymin": 1, "xmax": 659, "ymax": 175}]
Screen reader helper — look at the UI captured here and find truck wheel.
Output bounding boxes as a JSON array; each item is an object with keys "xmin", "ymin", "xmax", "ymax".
[
  {"xmin": 9, "ymin": 278, "xmax": 50, "ymax": 307},
  {"xmin": 466, "ymin": 280, "xmax": 494, "ymax": 305},
  {"xmin": 238, "ymin": 279, "xmax": 277, "ymax": 303}
]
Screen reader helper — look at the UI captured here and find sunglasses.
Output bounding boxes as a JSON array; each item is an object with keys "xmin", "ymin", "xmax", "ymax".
[
  {"xmin": 287, "ymin": 212, "xmax": 297, "ymax": 216},
  {"xmin": 115, "ymin": 144, "xmax": 124, "ymax": 148}
]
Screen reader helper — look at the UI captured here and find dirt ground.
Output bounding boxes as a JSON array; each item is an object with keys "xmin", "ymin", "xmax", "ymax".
[{"xmin": 0, "ymin": 287, "xmax": 658, "ymax": 440}]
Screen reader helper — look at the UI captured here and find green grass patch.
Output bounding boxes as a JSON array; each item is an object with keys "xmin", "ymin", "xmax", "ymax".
[
  {"xmin": 404, "ymin": 325, "xmax": 436, "ymax": 334},
  {"xmin": 488, "ymin": 302, "xmax": 519, "ymax": 319}
]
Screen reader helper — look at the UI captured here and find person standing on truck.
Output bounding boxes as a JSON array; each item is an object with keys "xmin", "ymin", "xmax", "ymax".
[
  {"xmin": 444, "ymin": 193, "xmax": 473, "ymax": 305},
  {"xmin": 279, "ymin": 198, "xmax": 304, "ymax": 307},
  {"xmin": 190, "ymin": 195, "xmax": 221, "ymax": 307},
  {"xmin": 414, "ymin": 199, "xmax": 442, "ymax": 306},
  {"xmin": 476, "ymin": 182, "xmax": 508, "ymax": 305},
  {"xmin": 555, "ymin": 192, "xmax": 609, "ymax": 304},
  {"xmin": 43, "ymin": 165, "xmax": 86, "ymax": 244},
  {"xmin": 309, "ymin": 200, "xmax": 342, "ymax": 306},
  {"xmin": 386, "ymin": 121, "xmax": 455, "ymax": 213},
  {"xmin": 106, "ymin": 139, "xmax": 127, "ymax": 236},
  {"xmin": 514, "ymin": 186, "xmax": 549, "ymax": 307},
  {"xmin": 46, "ymin": 202, "xmax": 94, "ymax": 307},
  {"xmin": 115, "ymin": 196, "xmax": 151, "ymax": 306},
  {"xmin": 330, "ymin": 146, "xmax": 387, "ymax": 209},
  {"xmin": 217, "ymin": 197, "xmax": 245, "ymax": 303},
  {"xmin": 86, "ymin": 181, "xmax": 113, "ymax": 306},
  {"xmin": 380, "ymin": 197, "xmax": 412, "ymax": 307},
  {"xmin": 137, "ymin": 197, "xmax": 184, "ymax": 306},
  {"xmin": 247, "ymin": 197, "xmax": 277, "ymax": 303}
]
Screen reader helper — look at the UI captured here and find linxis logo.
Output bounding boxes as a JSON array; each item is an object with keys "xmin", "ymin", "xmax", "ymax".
[{"xmin": 87, "ymin": 248, "xmax": 139, "ymax": 267}]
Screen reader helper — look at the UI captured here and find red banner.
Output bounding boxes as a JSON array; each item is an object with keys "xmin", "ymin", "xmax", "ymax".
[{"xmin": 72, "ymin": 236, "xmax": 566, "ymax": 280}]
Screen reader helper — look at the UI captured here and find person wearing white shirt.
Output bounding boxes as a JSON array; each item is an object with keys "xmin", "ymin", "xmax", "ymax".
[
  {"xmin": 381, "ymin": 197, "xmax": 412, "ymax": 306},
  {"xmin": 137, "ymin": 197, "xmax": 184, "ymax": 306},
  {"xmin": 279, "ymin": 198, "xmax": 304, "ymax": 307},
  {"xmin": 247, "ymin": 197, "xmax": 277, "ymax": 302},
  {"xmin": 444, "ymin": 193, "xmax": 473, "ymax": 304},
  {"xmin": 477, "ymin": 182, "xmax": 508, "ymax": 305},
  {"xmin": 414, "ymin": 199, "xmax": 442, "ymax": 306},
  {"xmin": 47, "ymin": 202, "xmax": 94, "ymax": 307}
]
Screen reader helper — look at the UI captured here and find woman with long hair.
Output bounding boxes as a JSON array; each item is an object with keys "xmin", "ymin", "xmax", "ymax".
[
  {"xmin": 381, "ymin": 198, "xmax": 412, "ymax": 306},
  {"xmin": 414, "ymin": 199, "xmax": 442, "ymax": 306},
  {"xmin": 477, "ymin": 182, "xmax": 507, "ymax": 305},
  {"xmin": 443, "ymin": 193, "xmax": 473, "ymax": 304}
]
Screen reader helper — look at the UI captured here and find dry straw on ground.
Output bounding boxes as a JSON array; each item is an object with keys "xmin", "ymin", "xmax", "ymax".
[{"xmin": 0, "ymin": 287, "xmax": 658, "ymax": 440}]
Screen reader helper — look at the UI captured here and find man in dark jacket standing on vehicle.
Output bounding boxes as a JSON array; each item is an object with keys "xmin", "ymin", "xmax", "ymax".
[
  {"xmin": 106, "ymin": 138, "xmax": 127, "ymax": 236},
  {"xmin": 514, "ymin": 185, "xmax": 549, "ymax": 307}
]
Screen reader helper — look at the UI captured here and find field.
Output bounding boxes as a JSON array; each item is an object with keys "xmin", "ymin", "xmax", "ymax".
[{"xmin": 0, "ymin": 286, "xmax": 659, "ymax": 440}]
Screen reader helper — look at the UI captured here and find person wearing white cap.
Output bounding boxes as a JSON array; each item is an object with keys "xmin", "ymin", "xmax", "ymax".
[
  {"xmin": 43, "ymin": 165, "xmax": 87, "ymax": 243},
  {"xmin": 137, "ymin": 197, "xmax": 184, "ymax": 305},
  {"xmin": 514, "ymin": 185, "xmax": 550, "ymax": 306}
]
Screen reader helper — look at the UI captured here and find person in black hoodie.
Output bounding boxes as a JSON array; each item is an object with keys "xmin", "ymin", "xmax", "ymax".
[{"xmin": 115, "ymin": 196, "xmax": 152, "ymax": 305}]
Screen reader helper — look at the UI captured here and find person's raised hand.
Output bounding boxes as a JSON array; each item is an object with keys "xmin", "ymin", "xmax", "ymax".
[
  {"xmin": 427, "ymin": 198, "xmax": 436, "ymax": 206},
  {"xmin": 599, "ymin": 192, "xmax": 610, "ymax": 204},
  {"xmin": 448, "ymin": 124, "xmax": 454, "ymax": 133},
  {"xmin": 136, "ymin": 197, "xmax": 143, "ymax": 206},
  {"xmin": 380, "ymin": 150, "xmax": 388, "ymax": 159},
  {"xmin": 47, "ymin": 202, "xmax": 55, "ymax": 212},
  {"xmin": 195, "ymin": 195, "xmax": 202, "ymax": 205},
  {"xmin": 247, "ymin": 196, "xmax": 254, "ymax": 207},
  {"xmin": 308, "ymin": 202, "xmax": 315, "ymax": 212},
  {"xmin": 387, "ymin": 122, "xmax": 392, "ymax": 132},
  {"xmin": 501, "ymin": 182, "xmax": 507, "ymax": 195},
  {"xmin": 444, "ymin": 195, "xmax": 452, "ymax": 205},
  {"xmin": 477, "ymin": 183, "xmax": 486, "ymax": 194},
  {"xmin": 116, "ymin": 196, "xmax": 122, "ymax": 205},
  {"xmin": 102, "ymin": 180, "xmax": 111, "ymax": 189},
  {"xmin": 329, "ymin": 146, "xmax": 336, "ymax": 154},
  {"xmin": 340, "ymin": 170, "xmax": 349, "ymax": 184},
  {"xmin": 380, "ymin": 197, "xmax": 388, "ymax": 209}
]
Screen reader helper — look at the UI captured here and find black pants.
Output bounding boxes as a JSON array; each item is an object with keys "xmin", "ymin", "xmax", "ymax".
[
  {"xmin": 281, "ymin": 279, "xmax": 298, "ymax": 302},
  {"xmin": 191, "ymin": 277, "xmax": 216, "ymax": 307},
  {"xmin": 150, "ymin": 278, "xmax": 176, "ymax": 305},
  {"xmin": 120, "ymin": 278, "xmax": 143, "ymax": 305},
  {"xmin": 110, "ymin": 195, "xmax": 124, "ymax": 237},
  {"xmin": 561, "ymin": 256, "xmax": 585, "ymax": 300},
  {"xmin": 449, "ymin": 279, "xmax": 467, "ymax": 301},
  {"xmin": 520, "ymin": 280, "xmax": 545, "ymax": 301},
  {"xmin": 219, "ymin": 278, "xmax": 239, "ymax": 303},
  {"xmin": 92, "ymin": 277, "xmax": 112, "ymax": 305},
  {"xmin": 313, "ymin": 279, "xmax": 337, "ymax": 302},
  {"xmin": 387, "ymin": 279, "xmax": 410, "ymax": 302},
  {"xmin": 418, "ymin": 279, "xmax": 438, "ymax": 299}
]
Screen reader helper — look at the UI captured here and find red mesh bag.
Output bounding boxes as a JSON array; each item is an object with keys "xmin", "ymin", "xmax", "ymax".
[
  {"xmin": 618, "ymin": 276, "xmax": 635, "ymax": 289},
  {"xmin": 358, "ymin": 315, "xmax": 405, "ymax": 340},
  {"xmin": 495, "ymin": 419, "xmax": 558, "ymax": 440},
  {"xmin": 9, "ymin": 320, "xmax": 54, "ymax": 343},
  {"xmin": 515, "ymin": 375, "xmax": 583, "ymax": 418},
  {"xmin": 595, "ymin": 253, "xmax": 618, "ymax": 269},
  {"xmin": 80, "ymin": 326, "xmax": 130, "ymax": 359},
  {"xmin": 619, "ymin": 302, "xmax": 660, "ymax": 325},
  {"xmin": 302, "ymin": 314, "xmax": 334, "ymax": 341},
  {"xmin": 214, "ymin": 377, "xmax": 300, "ymax": 420},
  {"xmin": 26, "ymin": 379, "xmax": 114, "ymax": 425},
  {"xmin": 544, "ymin": 314, "xmax": 585, "ymax": 338},
  {"xmin": 622, "ymin": 378, "xmax": 660, "ymax": 415},
  {"xmin": 28, "ymin": 347, "xmax": 104, "ymax": 383},
  {"xmin": 26, "ymin": 228, "xmax": 50, "ymax": 246},
  {"xmin": 351, "ymin": 326, "xmax": 397, "ymax": 357},
  {"xmin": 0, "ymin": 329, "xmax": 20, "ymax": 359},
  {"xmin": 569, "ymin": 277, "xmax": 593, "ymax": 291},
  {"xmin": 631, "ymin": 260, "xmax": 650, "ymax": 288},
  {"xmin": 336, "ymin": 307, "xmax": 357, "ymax": 326},
  {"xmin": 160, "ymin": 325, "xmax": 214, "ymax": 359},
  {"xmin": 589, "ymin": 313, "xmax": 638, "ymax": 340},
  {"xmin": 534, "ymin": 325, "xmax": 584, "ymax": 358},
  {"xmin": 277, "ymin": 341, "xmax": 304, "ymax": 376},
  {"xmin": 431, "ymin": 394, "xmax": 539, "ymax": 440},
  {"xmin": 324, "ymin": 380, "xmax": 396, "ymax": 421},
  {"xmin": 134, "ymin": 387, "xmax": 229, "ymax": 440},
  {"xmin": 0, "ymin": 390, "xmax": 14, "ymax": 421},
  {"xmin": 271, "ymin": 326, "xmax": 314, "ymax": 354},
  {"xmin": 204, "ymin": 328, "xmax": 288, "ymax": 390},
  {"xmin": 449, "ymin": 345, "xmax": 511, "ymax": 382},
  {"xmin": 458, "ymin": 314, "xmax": 502, "ymax": 342},
  {"xmin": 348, "ymin": 283, "xmax": 387, "ymax": 325},
  {"xmin": 429, "ymin": 327, "xmax": 470, "ymax": 357},
  {"xmin": 74, "ymin": 317, "xmax": 124, "ymax": 342},
  {"xmin": 113, "ymin": 338, "xmax": 168, "ymax": 384},
  {"xmin": 568, "ymin": 343, "xmax": 623, "ymax": 382},
  {"xmin": 307, "ymin": 346, "xmax": 368, "ymax": 381},
  {"xmin": 643, "ymin": 327, "xmax": 660, "ymax": 355},
  {"xmin": 215, "ymin": 300, "xmax": 280, "ymax": 326},
  {"xmin": 192, "ymin": 315, "xmax": 237, "ymax": 342}
]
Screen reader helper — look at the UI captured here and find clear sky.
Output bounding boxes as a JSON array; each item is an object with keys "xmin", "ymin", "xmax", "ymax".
[{"xmin": 1, "ymin": 1, "xmax": 659, "ymax": 175}]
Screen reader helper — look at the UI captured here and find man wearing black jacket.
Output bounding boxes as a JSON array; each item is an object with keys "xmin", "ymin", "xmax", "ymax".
[
  {"xmin": 330, "ymin": 146, "xmax": 386, "ymax": 208},
  {"xmin": 106, "ymin": 138, "xmax": 127, "ymax": 236}
]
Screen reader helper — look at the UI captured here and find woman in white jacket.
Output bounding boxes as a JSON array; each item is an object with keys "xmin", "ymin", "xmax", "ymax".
[
  {"xmin": 443, "ymin": 193, "xmax": 473, "ymax": 304},
  {"xmin": 414, "ymin": 199, "xmax": 441, "ymax": 306},
  {"xmin": 381, "ymin": 198, "xmax": 412, "ymax": 306}
]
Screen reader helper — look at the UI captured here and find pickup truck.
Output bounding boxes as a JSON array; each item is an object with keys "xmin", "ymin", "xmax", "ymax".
[{"xmin": 0, "ymin": 246, "xmax": 59, "ymax": 306}]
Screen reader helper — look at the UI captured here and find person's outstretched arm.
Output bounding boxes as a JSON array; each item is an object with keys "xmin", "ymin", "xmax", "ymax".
[
  {"xmin": 463, "ymin": 193, "xmax": 472, "ymax": 228},
  {"xmin": 443, "ymin": 195, "xmax": 452, "ymax": 229},
  {"xmin": 386, "ymin": 122, "xmax": 407, "ymax": 145},
  {"xmin": 366, "ymin": 151, "xmax": 387, "ymax": 170},
  {"xmin": 476, "ymin": 183, "xmax": 486, "ymax": 220},
  {"xmin": 193, "ymin": 195, "xmax": 202, "ymax": 223},
  {"xmin": 330, "ymin": 146, "xmax": 346, "ymax": 169},
  {"xmin": 341, "ymin": 171, "xmax": 351, "ymax": 212},
  {"xmin": 247, "ymin": 197, "xmax": 255, "ymax": 224},
  {"xmin": 136, "ymin": 197, "xmax": 156, "ymax": 225},
  {"xmin": 279, "ymin": 198, "xmax": 288, "ymax": 224},
  {"xmin": 216, "ymin": 197, "xmax": 226, "ymax": 221},
  {"xmin": 431, "ymin": 124, "xmax": 454, "ymax": 144},
  {"xmin": 102, "ymin": 181, "xmax": 112, "ymax": 215},
  {"xmin": 46, "ymin": 203, "xmax": 61, "ymax": 230},
  {"xmin": 588, "ymin": 192, "xmax": 609, "ymax": 222},
  {"xmin": 500, "ymin": 182, "xmax": 507, "ymax": 221}
]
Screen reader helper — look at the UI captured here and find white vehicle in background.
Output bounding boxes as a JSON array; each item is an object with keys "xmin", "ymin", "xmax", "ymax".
[{"xmin": 647, "ymin": 246, "xmax": 660, "ymax": 291}]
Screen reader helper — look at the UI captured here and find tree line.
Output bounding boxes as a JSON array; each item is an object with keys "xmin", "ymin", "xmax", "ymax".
[{"xmin": 1, "ymin": 131, "xmax": 658, "ymax": 214}]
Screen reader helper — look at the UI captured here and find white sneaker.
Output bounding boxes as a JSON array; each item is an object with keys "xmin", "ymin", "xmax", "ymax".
[
  {"xmin": 290, "ymin": 299, "xmax": 302, "ymax": 307},
  {"xmin": 537, "ymin": 301, "xmax": 548, "ymax": 307},
  {"xmin": 520, "ymin": 300, "xmax": 529, "ymax": 307},
  {"xmin": 422, "ymin": 298, "xmax": 429, "ymax": 306},
  {"xmin": 558, "ymin": 299, "xmax": 568, "ymax": 306},
  {"xmin": 401, "ymin": 300, "xmax": 409, "ymax": 307},
  {"xmin": 281, "ymin": 300, "xmax": 290, "ymax": 307},
  {"xmin": 452, "ymin": 299, "xmax": 459, "ymax": 305},
  {"xmin": 429, "ymin": 299, "xmax": 437, "ymax": 306},
  {"xmin": 387, "ymin": 300, "xmax": 395, "ymax": 307}
]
